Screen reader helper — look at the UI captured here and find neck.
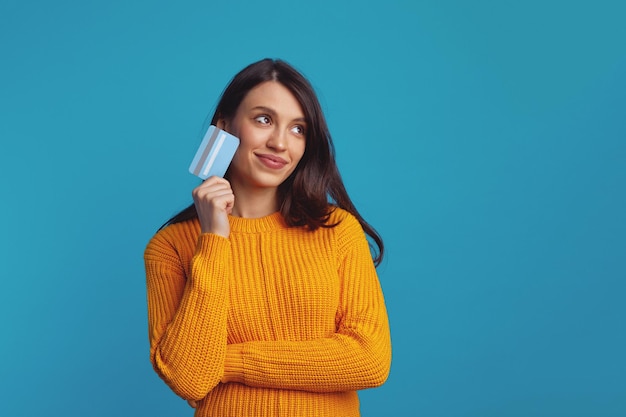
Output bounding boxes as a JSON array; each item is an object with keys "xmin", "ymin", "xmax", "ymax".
[{"xmin": 230, "ymin": 183, "xmax": 280, "ymax": 218}]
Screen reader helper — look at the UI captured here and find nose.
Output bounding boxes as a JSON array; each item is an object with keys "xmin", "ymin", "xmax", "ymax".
[{"xmin": 267, "ymin": 127, "xmax": 287, "ymax": 151}]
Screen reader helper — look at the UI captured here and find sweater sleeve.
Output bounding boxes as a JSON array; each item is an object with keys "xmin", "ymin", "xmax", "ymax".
[
  {"xmin": 221, "ymin": 215, "xmax": 392, "ymax": 392},
  {"xmin": 144, "ymin": 228, "xmax": 231, "ymax": 400}
]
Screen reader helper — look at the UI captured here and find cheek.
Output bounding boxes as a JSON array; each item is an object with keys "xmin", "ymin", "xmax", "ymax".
[
  {"xmin": 293, "ymin": 142, "xmax": 306, "ymax": 163},
  {"xmin": 236, "ymin": 124, "xmax": 265, "ymax": 149},
  {"xmin": 229, "ymin": 147, "xmax": 248, "ymax": 170}
]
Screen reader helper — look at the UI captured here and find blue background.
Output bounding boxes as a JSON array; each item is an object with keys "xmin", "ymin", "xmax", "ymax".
[{"xmin": 1, "ymin": 0, "xmax": 625, "ymax": 416}]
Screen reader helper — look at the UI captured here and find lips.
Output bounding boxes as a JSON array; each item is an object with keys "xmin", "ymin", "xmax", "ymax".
[{"xmin": 256, "ymin": 153, "xmax": 288, "ymax": 169}]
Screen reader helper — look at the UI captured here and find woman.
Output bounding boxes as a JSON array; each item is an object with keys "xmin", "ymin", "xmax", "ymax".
[{"xmin": 144, "ymin": 58, "xmax": 391, "ymax": 417}]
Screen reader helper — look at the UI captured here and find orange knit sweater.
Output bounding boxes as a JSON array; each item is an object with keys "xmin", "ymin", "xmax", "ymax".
[{"xmin": 144, "ymin": 207, "xmax": 391, "ymax": 417}]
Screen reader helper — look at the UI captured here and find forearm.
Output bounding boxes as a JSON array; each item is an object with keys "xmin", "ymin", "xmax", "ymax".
[
  {"xmin": 222, "ymin": 317, "xmax": 391, "ymax": 392},
  {"xmin": 146, "ymin": 233, "xmax": 231, "ymax": 399},
  {"xmin": 151, "ymin": 279, "xmax": 229, "ymax": 399}
]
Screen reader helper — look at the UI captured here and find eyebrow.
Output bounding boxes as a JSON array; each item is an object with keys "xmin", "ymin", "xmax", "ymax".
[{"xmin": 251, "ymin": 106, "xmax": 306, "ymax": 123}]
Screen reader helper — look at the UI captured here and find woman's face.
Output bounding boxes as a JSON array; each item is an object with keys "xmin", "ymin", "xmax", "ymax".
[{"xmin": 222, "ymin": 81, "xmax": 307, "ymax": 191}]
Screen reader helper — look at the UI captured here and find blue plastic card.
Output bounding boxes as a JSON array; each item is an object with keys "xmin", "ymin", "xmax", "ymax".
[{"xmin": 189, "ymin": 125, "xmax": 240, "ymax": 179}]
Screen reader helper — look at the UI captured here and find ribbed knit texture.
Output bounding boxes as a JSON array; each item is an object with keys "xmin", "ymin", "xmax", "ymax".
[{"xmin": 144, "ymin": 208, "xmax": 391, "ymax": 417}]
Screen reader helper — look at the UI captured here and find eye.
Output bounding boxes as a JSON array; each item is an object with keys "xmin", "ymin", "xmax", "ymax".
[
  {"xmin": 255, "ymin": 115, "xmax": 271, "ymax": 125},
  {"xmin": 291, "ymin": 125, "xmax": 306, "ymax": 136}
]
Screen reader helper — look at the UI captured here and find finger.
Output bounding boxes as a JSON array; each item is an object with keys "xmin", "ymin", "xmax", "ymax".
[
  {"xmin": 192, "ymin": 181, "xmax": 233, "ymax": 200},
  {"xmin": 193, "ymin": 190, "xmax": 235, "ymax": 207},
  {"xmin": 192, "ymin": 181, "xmax": 233, "ymax": 197},
  {"xmin": 195, "ymin": 184, "xmax": 234, "ymax": 196},
  {"xmin": 201, "ymin": 176, "xmax": 231, "ymax": 188}
]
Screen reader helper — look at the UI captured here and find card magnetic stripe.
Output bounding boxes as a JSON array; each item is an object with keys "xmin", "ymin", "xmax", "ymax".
[
  {"xmin": 200, "ymin": 132, "xmax": 228, "ymax": 177},
  {"xmin": 191, "ymin": 126, "xmax": 221, "ymax": 177}
]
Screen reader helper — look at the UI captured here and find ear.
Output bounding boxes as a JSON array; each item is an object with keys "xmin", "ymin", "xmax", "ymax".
[{"xmin": 216, "ymin": 118, "xmax": 228, "ymax": 130}]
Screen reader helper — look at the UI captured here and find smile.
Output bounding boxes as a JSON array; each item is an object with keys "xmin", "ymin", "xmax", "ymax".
[{"xmin": 255, "ymin": 153, "xmax": 288, "ymax": 169}]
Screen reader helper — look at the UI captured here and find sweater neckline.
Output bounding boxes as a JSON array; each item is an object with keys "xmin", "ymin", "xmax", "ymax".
[{"xmin": 228, "ymin": 211, "xmax": 286, "ymax": 233}]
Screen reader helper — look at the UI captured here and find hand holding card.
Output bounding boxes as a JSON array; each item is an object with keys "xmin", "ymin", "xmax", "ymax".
[{"xmin": 189, "ymin": 125, "xmax": 240, "ymax": 179}]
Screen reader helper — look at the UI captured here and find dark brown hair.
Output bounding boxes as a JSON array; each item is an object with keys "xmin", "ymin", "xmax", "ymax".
[{"xmin": 162, "ymin": 58, "xmax": 384, "ymax": 265}]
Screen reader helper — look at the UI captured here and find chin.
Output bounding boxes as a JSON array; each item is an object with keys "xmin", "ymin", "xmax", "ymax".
[{"xmin": 239, "ymin": 171, "xmax": 287, "ymax": 189}]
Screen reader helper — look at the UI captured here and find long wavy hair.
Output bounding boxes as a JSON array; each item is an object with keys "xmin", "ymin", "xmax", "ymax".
[{"xmin": 162, "ymin": 58, "xmax": 384, "ymax": 265}]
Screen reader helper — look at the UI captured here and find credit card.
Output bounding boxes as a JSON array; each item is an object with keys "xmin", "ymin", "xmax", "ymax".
[{"xmin": 188, "ymin": 125, "xmax": 239, "ymax": 179}]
